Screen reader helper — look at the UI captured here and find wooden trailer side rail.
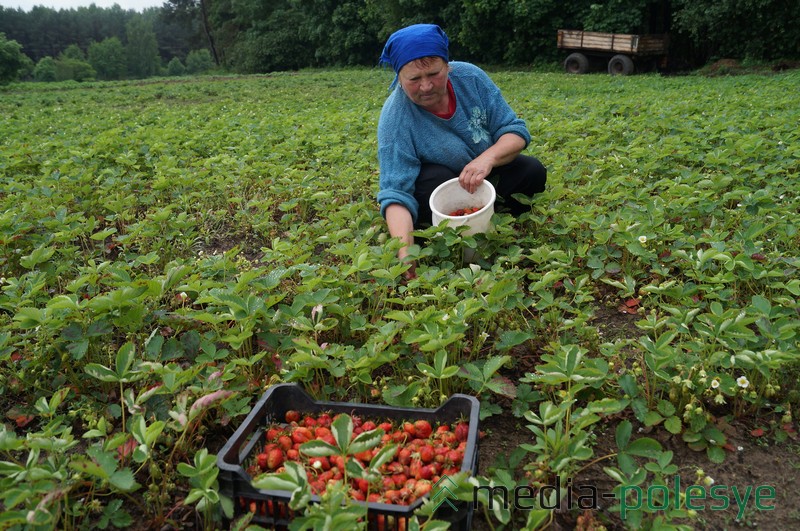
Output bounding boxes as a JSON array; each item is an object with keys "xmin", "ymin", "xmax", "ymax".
[{"xmin": 557, "ymin": 30, "xmax": 668, "ymax": 57}]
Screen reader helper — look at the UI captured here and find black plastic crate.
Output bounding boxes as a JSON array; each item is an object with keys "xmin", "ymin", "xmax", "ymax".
[{"xmin": 217, "ymin": 383, "xmax": 480, "ymax": 530}]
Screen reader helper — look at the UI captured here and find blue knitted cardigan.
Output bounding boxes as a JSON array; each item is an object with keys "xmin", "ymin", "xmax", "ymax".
[{"xmin": 376, "ymin": 61, "xmax": 531, "ymax": 223}]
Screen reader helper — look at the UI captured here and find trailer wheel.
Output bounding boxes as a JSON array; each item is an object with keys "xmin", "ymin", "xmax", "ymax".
[
  {"xmin": 564, "ymin": 53, "xmax": 589, "ymax": 74},
  {"xmin": 608, "ymin": 54, "xmax": 635, "ymax": 75}
]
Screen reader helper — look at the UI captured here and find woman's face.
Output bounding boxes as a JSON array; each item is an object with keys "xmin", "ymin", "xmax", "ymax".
[{"xmin": 398, "ymin": 57, "xmax": 449, "ymax": 112}]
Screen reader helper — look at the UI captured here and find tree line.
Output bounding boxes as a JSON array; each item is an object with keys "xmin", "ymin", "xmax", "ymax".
[
  {"xmin": 2, "ymin": 0, "xmax": 799, "ymax": 84},
  {"xmin": 0, "ymin": 3, "xmax": 212, "ymax": 83}
]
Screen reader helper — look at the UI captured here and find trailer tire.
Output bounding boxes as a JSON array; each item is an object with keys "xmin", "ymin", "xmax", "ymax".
[
  {"xmin": 564, "ymin": 53, "xmax": 589, "ymax": 74},
  {"xmin": 608, "ymin": 54, "xmax": 635, "ymax": 75}
]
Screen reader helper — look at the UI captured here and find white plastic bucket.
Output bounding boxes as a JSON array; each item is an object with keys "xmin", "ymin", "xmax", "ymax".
[{"xmin": 429, "ymin": 178, "xmax": 496, "ymax": 236}]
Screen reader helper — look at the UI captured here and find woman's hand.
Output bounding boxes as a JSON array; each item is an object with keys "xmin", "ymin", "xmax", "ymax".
[
  {"xmin": 458, "ymin": 158, "xmax": 492, "ymax": 194},
  {"xmin": 384, "ymin": 204, "xmax": 416, "ymax": 278},
  {"xmin": 459, "ymin": 133, "xmax": 527, "ymax": 193}
]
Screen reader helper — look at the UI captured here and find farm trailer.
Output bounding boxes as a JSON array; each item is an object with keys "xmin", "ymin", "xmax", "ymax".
[{"xmin": 557, "ymin": 29, "xmax": 669, "ymax": 75}]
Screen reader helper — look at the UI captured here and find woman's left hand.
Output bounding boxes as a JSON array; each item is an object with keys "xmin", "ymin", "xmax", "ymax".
[
  {"xmin": 459, "ymin": 133, "xmax": 527, "ymax": 193},
  {"xmin": 458, "ymin": 158, "xmax": 493, "ymax": 194}
]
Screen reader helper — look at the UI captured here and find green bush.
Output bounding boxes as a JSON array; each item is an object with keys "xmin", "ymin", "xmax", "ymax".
[
  {"xmin": 185, "ymin": 49, "xmax": 213, "ymax": 74},
  {"xmin": 0, "ymin": 32, "xmax": 28, "ymax": 85},
  {"xmin": 89, "ymin": 37, "xmax": 127, "ymax": 80},
  {"xmin": 60, "ymin": 43, "xmax": 86, "ymax": 61},
  {"xmin": 54, "ymin": 57, "xmax": 96, "ymax": 82},
  {"xmin": 33, "ymin": 56, "xmax": 57, "ymax": 82},
  {"xmin": 166, "ymin": 56, "xmax": 186, "ymax": 76}
]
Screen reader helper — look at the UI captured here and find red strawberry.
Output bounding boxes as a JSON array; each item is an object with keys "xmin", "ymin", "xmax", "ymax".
[
  {"xmin": 434, "ymin": 446, "xmax": 448, "ymax": 462},
  {"xmin": 330, "ymin": 454, "xmax": 346, "ymax": 470},
  {"xmin": 291, "ymin": 427, "xmax": 313, "ymax": 444},
  {"xmin": 409, "ymin": 460, "xmax": 422, "ymax": 479},
  {"xmin": 266, "ymin": 448, "xmax": 284, "ymax": 470},
  {"xmin": 277, "ymin": 435, "xmax": 293, "ymax": 451},
  {"xmin": 447, "ymin": 449, "xmax": 463, "ymax": 466},
  {"xmin": 263, "ymin": 442, "xmax": 278, "ymax": 453},
  {"xmin": 439, "ymin": 431, "xmax": 457, "ymax": 446},
  {"xmin": 386, "ymin": 461, "xmax": 404, "ymax": 474},
  {"xmin": 414, "ymin": 480, "xmax": 432, "ymax": 497},
  {"xmin": 419, "ymin": 445, "xmax": 434, "ymax": 464},
  {"xmin": 314, "ymin": 427, "xmax": 332, "ymax": 439},
  {"xmin": 397, "ymin": 448, "xmax": 412, "ymax": 466},
  {"xmin": 355, "ymin": 450, "xmax": 374, "ymax": 464},
  {"xmin": 285, "ymin": 410, "xmax": 300, "ymax": 423},
  {"xmin": 454, "ymin": 422, "xmax": 469, "ymax": 442},
  {"xmin": 418, "ymin": 464, "xmax": 433, "ymax": 480},
  {"xmin": 414, "ymin": 420, "xmax": 432, "ymax": 438}
]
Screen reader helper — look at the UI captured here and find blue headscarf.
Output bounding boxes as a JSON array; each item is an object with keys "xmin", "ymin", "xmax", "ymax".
[{"xmin": 379, "ymin": 24, "xmax": 449, "ymax": 77}]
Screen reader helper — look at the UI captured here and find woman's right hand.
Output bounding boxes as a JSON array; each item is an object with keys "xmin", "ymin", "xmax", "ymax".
[{"xmin": 385, "ymin": 204, "xmax": 416, "ymax": 277}]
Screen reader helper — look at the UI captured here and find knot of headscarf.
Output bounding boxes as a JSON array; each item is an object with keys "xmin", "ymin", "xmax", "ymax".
[{"xmin": 379, "ymin": 24, "xmax": 449, "ymax": 75}]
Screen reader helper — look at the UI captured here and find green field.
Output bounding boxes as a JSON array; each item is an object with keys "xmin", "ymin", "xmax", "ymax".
[{"xmin": 1, "ymin": 69, "xmax": 799, "ymax": 530}]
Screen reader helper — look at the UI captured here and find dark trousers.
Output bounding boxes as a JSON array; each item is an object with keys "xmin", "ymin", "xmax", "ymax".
[{"xmin": 413, "ymin": 155, "xmax": 547, "ymax": 228}]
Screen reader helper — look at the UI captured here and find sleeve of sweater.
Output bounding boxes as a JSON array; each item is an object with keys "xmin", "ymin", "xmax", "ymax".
[
  {"xmin": 467, "ymin": 64, "xmax": 531, "ymax": 146},
  {"xmin": 376, "ymin": 93, "xmax": 423, "ymax": 222},
  {"xmin": 376, "ymin": 139, "xmax": 421, "ymax": 222}
]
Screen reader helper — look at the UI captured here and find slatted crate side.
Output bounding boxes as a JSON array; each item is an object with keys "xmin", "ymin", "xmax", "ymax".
[{"xmin": 217, "ymin": 384, "xmax": 481, "ymax": 531}]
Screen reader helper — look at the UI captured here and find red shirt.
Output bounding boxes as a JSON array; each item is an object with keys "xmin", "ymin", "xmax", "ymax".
[{"xmin": 432, "ymin": 80, "xmax": 456, "ymax": 119}]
